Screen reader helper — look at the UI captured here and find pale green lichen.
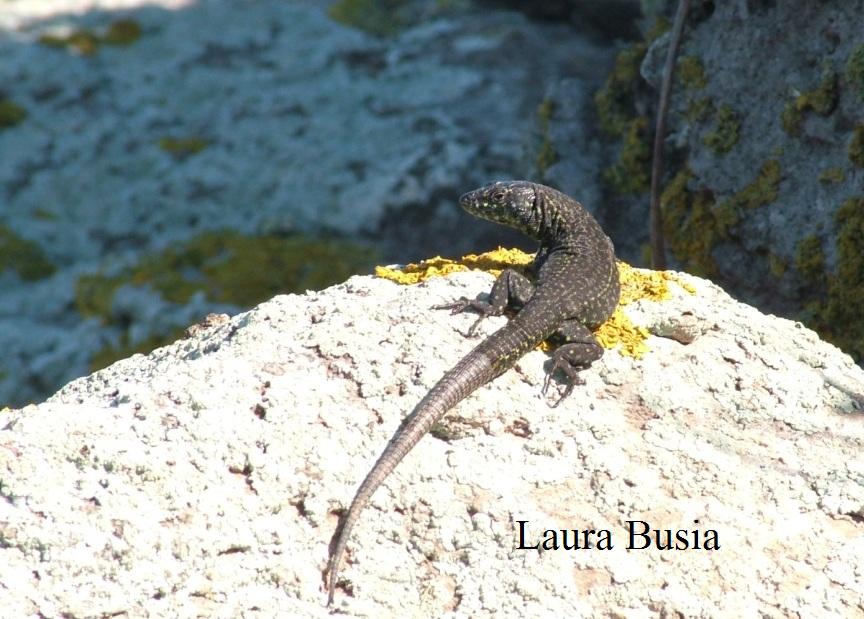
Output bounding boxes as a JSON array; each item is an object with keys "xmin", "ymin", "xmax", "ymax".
[
  {"xmin": 0, "ymin": 99, "xmax": 26, "ymax": 129},
  {"xmin": 535, "ymin": 98, "xmax": 558, "ymax": 177},
  {"xmin": 660, "ymin": 161, "xmax": 781, "ymax": 277},
  {"xmin": 39, "ymin": 30, "xmax": 99, "ymax": 55},
  {"xmin": 594, "ymin": 19, "xmax": 668, "ymax": 198},
  {"xmin": 595, "ymin": 43, "xmax": 650, "ymax": 136},
  {"xmin": 719, "ymin": 159, "xmax": 781, "ymax": 212},
  {"xmin": 795, "ymin": 235, "xmax": 825, "ymax": 283},
  {"xmin": 602, "ymin": 116, "xmax": 651, "ymax": 195},
  {"xmin": 703, "ymin": 104, "xmax": 740, "ymax": 154},
  {"xmin": 33, "ymin": 208, "xmax": 56, "ymax": 221},
  {"xmin": 158, "ymin": 136, "xmax": 210, "ymax": 158},
  {"xmin": 78, "ymin": 231, "xmax": 379, "ymax": 370},
  {"xmin": 660, "ymin": 168, "xmax": 723, "ymax": 276},
  {"xmin": 686, "ymin": 96, "xmax": 713, "ymax": 123},
  {"xmin": 594, "ymin": 18, "xmax": 669, "ymax": 137},
  {"xmin": 67, "ymin": 30, "xmax": 100, "ymax": 55},
  {"xmin": 849, "ymin": 124, "xmax": 864, "ymax": 167},
  {"xmin": 77, "ymin": 231, "xmax": 378, "ymax": 317},
  {"xmin": 803, "ymin": 197, "xmax": 864, "ymax": 362},
  {"xmin": 846, "ymin": 44, "xmax": 864, "ymax": 101},
  {"xmin": 37, "ymin": 34, "xmax": 69, "ymax": 49},
  {"xmin": 327, "ymin": 0, "xmax": 408, "ymax": 36},
  {"xmin": 38, "ymin": 19, "xmax": 142, "ymax": 55},
  {"xmin": 781, "ymin": 66, "xmax": 838, "ymax": 136},
  {"xmin": 678, "ymin": 56, "xmax": 707, "ymax": 90},
  {"xmin": 768, "ymin": 253, "xmax": 787, "ymax": 278},
  {"xmin": 434, "ymin": 0, "xmax": 470, "ymax": 9},
  {"xmin": 780, "ymin": 103, "xmax": 801, "ymax": 135},
  {"xmin": 0, "ymin": 225, "xmax": 56, "ymax": 280},
  {"xmin": 102, "ymin": 19, "xmax": 142, "ymax": 46},
  {"xmin": 818, "ymin": 167, "xmax": 845, "ymax": 184}
]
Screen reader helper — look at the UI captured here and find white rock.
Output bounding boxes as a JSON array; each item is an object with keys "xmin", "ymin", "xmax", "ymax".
[{"xmin": 0, "ymin": 268, "xmax": 861, "ymax": 616}]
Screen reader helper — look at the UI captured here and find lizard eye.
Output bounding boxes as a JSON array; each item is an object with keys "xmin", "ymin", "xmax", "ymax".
[{"xmin": 492, "ymin": 191, "xmax": 505, "ymax": 202}]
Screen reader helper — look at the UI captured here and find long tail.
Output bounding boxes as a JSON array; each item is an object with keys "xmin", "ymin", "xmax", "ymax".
[{"xmin": 326, "ymin": 347, "xmax": 499, "ymax": 604}]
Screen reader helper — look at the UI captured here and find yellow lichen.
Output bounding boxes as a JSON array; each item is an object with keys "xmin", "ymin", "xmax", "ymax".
[
  {"xmin": 599, "ymin": 262, "xmax": 695, "ymax": 359},
  {"xmin": 375, "ymin": 247, "xmax": 533, "ymax": 285},
  {"xmin": 376, "ymin": 248, "xmax": 694, "ymax": 359},
  {"xmin": 617, "ymin": 260, "xmax": 696, "ymax": 301}
]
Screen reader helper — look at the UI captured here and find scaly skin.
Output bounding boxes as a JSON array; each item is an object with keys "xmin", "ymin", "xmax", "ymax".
[{"xmin": 326, "ymin": 181, "xmax": 620, "ymax": 604}]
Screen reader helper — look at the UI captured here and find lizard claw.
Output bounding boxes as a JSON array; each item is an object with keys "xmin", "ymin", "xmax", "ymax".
[
  {"xmin": 432, "ymin": 298, "xmax": 467, "ymax": 313},
  {"xmin": 434, "ymin": 297, "xmax": 501, "ymax": 338},
  {"xmin": 542, "ymin": 346, "xmax": 591, "ymax": 407},
  {"xmin": 465, "ymin": 315, "xmax": 486, "ymax": 338},
  {"xmin": 542, "ymin": 371, "xmax": 584, "ymax": 408},
  {"xmin": 433, "ymin": 297, "xmax": 485, "ymax": 315}
]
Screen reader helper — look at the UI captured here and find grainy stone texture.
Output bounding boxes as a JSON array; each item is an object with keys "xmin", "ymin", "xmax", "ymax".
[
  {"xmin": 0, "ymin": 0, "xmax": 612, "ymax": 406},
  {"xmin": 2, "ymin": 270, "xmax": 863, "ymax": 617}
]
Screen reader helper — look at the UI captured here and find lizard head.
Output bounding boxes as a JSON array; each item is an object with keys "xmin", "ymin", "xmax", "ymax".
[{"xmin": 458, "ymin": 181, "xmax": 540, "ymax": 237}]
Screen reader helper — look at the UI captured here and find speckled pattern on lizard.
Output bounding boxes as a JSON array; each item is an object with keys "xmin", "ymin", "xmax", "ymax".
[{"xmin": 326, "ymin": 180, "xmax": 620, "ymax": 604}]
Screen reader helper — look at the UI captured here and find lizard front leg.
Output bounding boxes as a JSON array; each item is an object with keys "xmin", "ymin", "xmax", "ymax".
[
  {"xmin": 542, "ymin": 320, "xmax": 604, "ymax": 407},
  {"xmin": 434, "ymin": 269, "xmax": 534, "ymax": 337}
]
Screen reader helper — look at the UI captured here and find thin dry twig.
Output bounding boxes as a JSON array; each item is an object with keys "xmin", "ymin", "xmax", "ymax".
[{"xmin": 649, "ymin": 0, "xmax": 690, "ymax": 269}]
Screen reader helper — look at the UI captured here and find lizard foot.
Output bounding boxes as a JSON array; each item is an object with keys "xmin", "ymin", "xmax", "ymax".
[
  {"xmin": 542, "ymin": 342, "xmax": 602, "ymax": 407},
  {"xmin": 433, "ymin": 297, "xmax": 502, "ymax": 337}
]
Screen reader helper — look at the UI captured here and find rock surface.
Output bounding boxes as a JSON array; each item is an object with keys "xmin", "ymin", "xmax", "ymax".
[{"xmin": 2, "ymin": 269, "xmax": 863, "ymax": 617}]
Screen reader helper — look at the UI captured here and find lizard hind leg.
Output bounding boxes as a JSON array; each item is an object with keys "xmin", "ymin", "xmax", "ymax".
[
  {"xmin": 433, "ymin": 268, "xmax": 535, "ymax": 337},
  {"xmin": 542, "ymin": 320, "xmax": 604, "ymax": 407}
]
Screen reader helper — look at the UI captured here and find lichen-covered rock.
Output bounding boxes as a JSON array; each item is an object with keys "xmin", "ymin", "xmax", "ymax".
[
  {"xmin": 606, "ymin": 1, "xmax": 864, "ymax": 366},
  {"xmin": 2, "ymin": 268, "xmax": 862, "ymax": 617}
]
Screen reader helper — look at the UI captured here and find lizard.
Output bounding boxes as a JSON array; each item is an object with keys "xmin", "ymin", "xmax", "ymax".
[{"xmin": 326, "ymin": 180, "xmax": 620, "ymax": 604}]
